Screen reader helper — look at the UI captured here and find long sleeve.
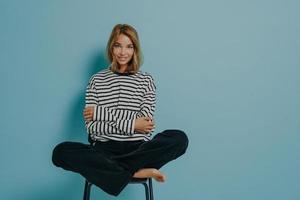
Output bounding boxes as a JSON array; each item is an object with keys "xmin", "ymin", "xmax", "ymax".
[
  {"xmin": 86, "ymin": 120, "xmax": 124, "ymax": 136},
  {"xmin": 91, "ymin": 89, "xmax": 156, "ymax": 134},
  {"xmin": 136, "ymin": 75, "xmax": 156, "ymax": 119},
  {"xmin": 85, "ymin": 76, "xmax": 135, "ymax": 135},
  {"xmin": 92, "ymin": 75, "xmax": 156, "ymax": 130},
  {"xmin": 84, "ymin": 69, "xmax": 156, "ymax": 142},
  {"xmin": 92, "ymin": 75, "xmax": 156, "ymax": 119}
]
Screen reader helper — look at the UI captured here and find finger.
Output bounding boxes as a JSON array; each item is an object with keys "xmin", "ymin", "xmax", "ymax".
[
  {"xmin": 147, "ymin": 117, "xmax": 153, "ymax": 122},
  {"xmin": 143, "ymin": 128, "xmax": 150, "ymax": 134},
  {"xmin": 84, "ymin": 110, "xmax": 90, "ymax": 115},
  {"xmin": 143, "ymin": 117, "xmax": 151, "ymax": 121},
  {"xmin": 84, "ymin": 114, "xmax": 93, "ymax": 120},
  {"xmin": 147, "ymin": 124, "xmax": 154, "ymax": 129},
  {"xmin": 149, "ymin": 122, "xmax": 155, "ymax": 126},
  {"xmin": 84, "ymin": 107, "xmax": 91, "ymax": 112},
  {"xmin": 85, "ymin": 116, "xmax": 92, "ymax": 121},
  {"xmin": 145, "ymin": 126, "xmax": 153, "ymax": 132},
  {"xmin": 86, "ymin": 114, "xmax": 92, "ymax": 119},
  {"xmin": 84, "ymin": 114, "xmax": 90, "ymax": 119},
  {"xmin": 83, "ymin": 112, "xmax": 90, "ymax": 117},
  {"xmin": 144, "ymin": 120, "xmax": 153, "ymax": 125},
  {"xmin": 85, "ymin": 111, "xmax": 92, "ymax": 116},
  {"xmin": 146, "ymin": 122, "xmax": 154, "ymax": 127},
  {"xmin": 84, "ymin": 108, "xmax": 92, "ymax": 114}
]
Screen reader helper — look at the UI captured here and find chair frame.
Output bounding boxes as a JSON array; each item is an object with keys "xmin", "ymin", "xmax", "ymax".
[{"xmin": 83, "ymin": 178, "xmax": 154, "ymax": 200}]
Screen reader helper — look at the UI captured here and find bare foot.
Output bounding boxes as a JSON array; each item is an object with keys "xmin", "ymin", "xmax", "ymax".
[{"xmin": 133, "ymin": 168, "xmax": 166, "ymax": 182}]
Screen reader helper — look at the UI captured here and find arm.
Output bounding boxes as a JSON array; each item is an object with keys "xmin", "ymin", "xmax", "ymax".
[
  {"xmin": 137, "ymin": 87, "xmax": 156, "ymax": 119},
  {"xmin": 91, "ymin": 88, "xmax": 156, "ymax": 134},
  {"xmin": 137, "ymin": 74, "xmax": 156, "ymax": 118},
  {"xmin": 92, "ymin": 74, "xmax": 156, "ymax": 120},
  {"xmin": 85, "ymin": 120, "xmax": 128, "ymax": 136},
  {"xmin": 139, "ymin": 75, "xmax": 156, "ymax": 133},
  {"xmin": 85, "ymin": 76, "xmax": 135, "ymax": 135}
]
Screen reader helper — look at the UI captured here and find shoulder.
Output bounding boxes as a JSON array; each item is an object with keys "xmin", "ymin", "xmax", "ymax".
[
  {"xmin": 136, "ymin": 71, "xmax": 155, "ymax": 83},
  {"xmin": 93, "ymin": 68, "xmax": 111, "ymax": 78},
  {"xmin": 137, "ymin": 71, "xmax": 156, "ymax": 91},
  {"xmin": 89, "ymin": 68, "xmax": 112, "ymax": 82}
]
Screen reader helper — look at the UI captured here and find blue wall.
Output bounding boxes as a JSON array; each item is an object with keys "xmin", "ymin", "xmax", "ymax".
[{"xmin": 1, "ymin": 0, "xmax": 299, "ymax": 199}]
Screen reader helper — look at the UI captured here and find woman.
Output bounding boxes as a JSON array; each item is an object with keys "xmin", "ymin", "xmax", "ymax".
[{"xmin": 52, "ymin": 24, "xmax": 189, "ymax": 196}]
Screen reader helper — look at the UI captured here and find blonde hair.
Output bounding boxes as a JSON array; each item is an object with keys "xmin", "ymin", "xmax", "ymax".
[{"xmin": 106, "ymin": 24, "xmax": 143, "ymax": 74}]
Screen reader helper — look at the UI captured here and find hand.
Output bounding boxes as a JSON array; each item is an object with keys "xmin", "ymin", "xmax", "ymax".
[
  {"xmin": 83, "ymin": 106, "xmax": 94, "ymax": 122},
  {"xmin": 134, "ymin": 117, "xmax": 155, "ymax": 134}
]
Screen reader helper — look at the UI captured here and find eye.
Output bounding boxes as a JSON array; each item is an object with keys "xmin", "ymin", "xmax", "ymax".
[
  {"xmin": 113, "ymin": 43, "xmax": 121, "ymax": 48},
  {"xmin": 128, "ymin": 45, "xmax": 134, "ymax": 49}
]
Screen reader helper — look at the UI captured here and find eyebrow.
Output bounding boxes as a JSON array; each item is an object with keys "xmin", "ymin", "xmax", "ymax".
[{"xmin": 114, "ymin": 42, "xmax": 133, "ymax": 46}]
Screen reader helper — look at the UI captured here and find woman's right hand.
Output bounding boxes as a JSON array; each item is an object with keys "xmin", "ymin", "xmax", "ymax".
[{"xmin": 134, "ymin": 117, "xmax": 155, "ymax": 134}]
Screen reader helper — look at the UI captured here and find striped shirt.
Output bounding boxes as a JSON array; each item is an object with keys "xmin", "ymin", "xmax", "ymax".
[{"xmin": 85, "ymin": 67, "xmax": 156, "ymax": 142}]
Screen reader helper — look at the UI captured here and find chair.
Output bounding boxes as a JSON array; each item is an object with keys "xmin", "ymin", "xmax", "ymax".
[
  {"xmin": 84, "ymin": 137, "xmax": 154, "ymax": 199},
  {"xmin": 83, "ymin": 178, "xmax": 154, "ymax": 200}
]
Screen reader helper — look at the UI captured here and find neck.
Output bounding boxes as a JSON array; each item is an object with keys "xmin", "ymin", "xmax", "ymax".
[{"xmin": 118, "ymin": 65, "xmax": 128, "ymax": 73}]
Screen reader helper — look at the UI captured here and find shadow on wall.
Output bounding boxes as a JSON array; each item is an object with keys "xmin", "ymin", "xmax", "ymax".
[
  {"xmin": 18, "ymin": 49, "xmax": 119, "ymax": 200},
  {"xmin": 62, "ymin": 49, "xmax": 109, "ymax": 143}
]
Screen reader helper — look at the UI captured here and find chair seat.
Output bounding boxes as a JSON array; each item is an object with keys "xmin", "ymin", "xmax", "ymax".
[{"xmin": 130, "ymin": 177, "xmax": 148, "ymax": 183}]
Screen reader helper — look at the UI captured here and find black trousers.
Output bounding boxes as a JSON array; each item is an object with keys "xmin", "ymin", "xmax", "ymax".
[{"xmin": 52, "ymin": 129, "xmax": 189, "ymax": 196}]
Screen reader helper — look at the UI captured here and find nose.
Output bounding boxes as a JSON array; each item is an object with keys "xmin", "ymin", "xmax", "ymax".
[{"xmin": 120, "ymin": 47, "xmax": 126, "ymax": 55}]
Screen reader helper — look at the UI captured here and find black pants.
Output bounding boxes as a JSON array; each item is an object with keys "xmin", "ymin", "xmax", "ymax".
[{"xmin": 52, "ymin": 129, "xmax": 189, "ymax": 196}]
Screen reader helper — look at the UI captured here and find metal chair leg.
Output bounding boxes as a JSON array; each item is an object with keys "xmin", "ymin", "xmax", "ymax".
[
  {"xmin": 83, "ymin": 180, "xmax": 92, "ymax": 200},
  {"xmin": 142, "ymin": 182, "xmax": 150, "ymax": 200},
  {"xmin": 148, "ymin": 178, "xmax": 154, "ymax": 200},
  {"xmin": 83, "ymin": 178, "xmax": 154, "ymax": 200}
]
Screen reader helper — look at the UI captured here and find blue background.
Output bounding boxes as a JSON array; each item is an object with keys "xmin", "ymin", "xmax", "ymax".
[{"xmin": 1, "ymin": 0, "xmax": 299, "ymax": 199}]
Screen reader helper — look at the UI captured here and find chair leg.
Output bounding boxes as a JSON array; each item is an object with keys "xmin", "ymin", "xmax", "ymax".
[
  {"xmin": 83, "ymin": 178, "xmax": 153, "ymax": 200},
  {"xmin": 142, "ymin": 182, "xmax": 150, "ymax": 200},
  {"xmin": 148, "ymin": 178, "xmax": 154, "ymax": 200},
  {"xmin": 83, "ymin": 180, "xmax": 92, "ymax": 200}
]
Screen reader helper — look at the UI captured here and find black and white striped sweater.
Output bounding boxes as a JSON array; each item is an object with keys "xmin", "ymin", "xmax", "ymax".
[{"xmin": 85, "ymin": 67, "xmax": 156, "ymax": 142}]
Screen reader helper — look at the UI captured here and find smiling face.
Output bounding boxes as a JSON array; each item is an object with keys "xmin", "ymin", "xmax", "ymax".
[
  {"xmin": 112, "ymin": 34, "xmax": 134, "ymax": 71},
  {"xmin": 107, "ymin": 24, "xmax": 142, "ymax": 74}
]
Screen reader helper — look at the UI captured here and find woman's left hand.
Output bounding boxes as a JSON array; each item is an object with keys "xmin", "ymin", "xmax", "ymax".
[{"xmin": 83, "ymin": 106, "xmax": 94, "ymax": 122}]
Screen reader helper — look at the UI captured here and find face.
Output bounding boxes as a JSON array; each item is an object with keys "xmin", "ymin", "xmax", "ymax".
[{"xmin": 113, "ymin": 34, "xmax": 134, "ymax": 68}]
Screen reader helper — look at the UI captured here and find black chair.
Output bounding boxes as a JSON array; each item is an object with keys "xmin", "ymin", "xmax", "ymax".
[{"xmin": 83, "ymin": 178, "xmax": 154, "ymax": 200}]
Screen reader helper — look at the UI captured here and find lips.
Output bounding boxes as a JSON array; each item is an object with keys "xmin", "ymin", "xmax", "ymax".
[{"xmin": 118, "ymin": 57, "xmax": 128, "ymax": 62}]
